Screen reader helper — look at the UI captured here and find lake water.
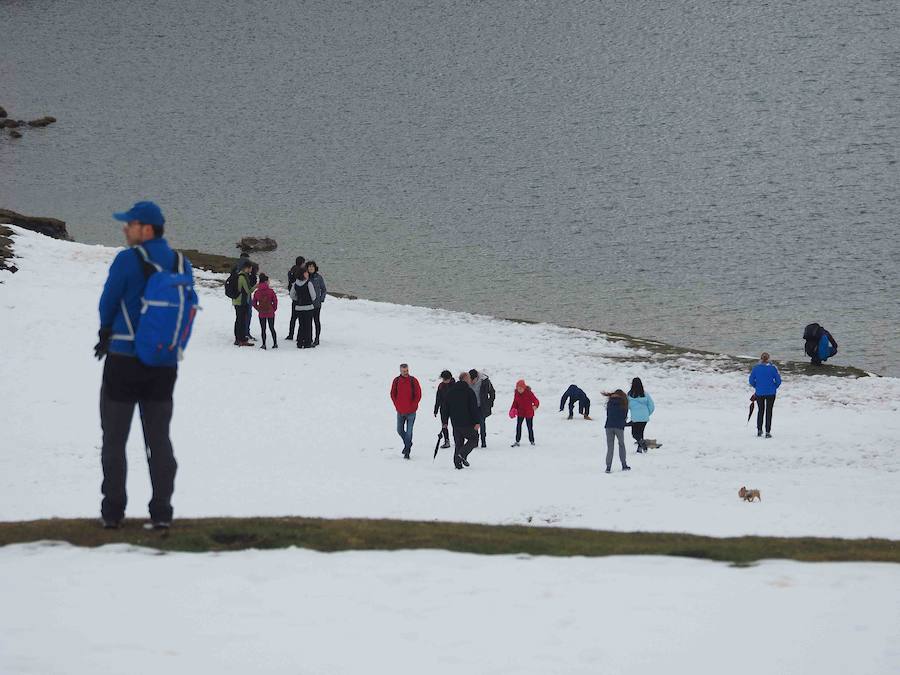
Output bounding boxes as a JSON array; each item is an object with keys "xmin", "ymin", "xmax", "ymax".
[{"xmin": 3, "ymin": 0, "xmax": 898, "ymax": 374}]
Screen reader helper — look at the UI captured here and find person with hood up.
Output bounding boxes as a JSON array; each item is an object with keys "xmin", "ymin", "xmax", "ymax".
[
  {"xmin": 749, "ymin": 352, "xmax": 782, "ymax": 438},
  {"xmin": 804, "ymin": 323, "xmax": 838, "ymax": 366},
  {"xmin": 509, "ymin": 379, "xmax": 540, "ymax": 447},
  {"xmin": 559, "ymin": 384, "xmax": 591, "ymax": 420},
  {"xmin": 290, "ymin": 266, "xmax": 318, "ymax": 348},
  {"xmin": 251, "ymin": 273, "xmax": 278, "ymax": 349},
  {"xmin": 468, "ymin": 369, "xmax": 496, "ymax": 448},
  {"xmin": 444, "ymin": 371, "xmax": 481, "ymax": 469},
  {"xmin": 306, "ymin": 260, "xmax": 327, "ymax": 346},
  {"xmin": 433, "ymin": 370, "xmax": 455, "ymax": 449},
  {"xmin": 627, "ymin": 377, "xmax": 655, "ymax": 453},
  {"xmin": 285, "ymin": 256, "xmax": 306, "ymax": 340},
  {"xmin": 603, "ymin": 390, "xmax": 630, "ymax": 473}
]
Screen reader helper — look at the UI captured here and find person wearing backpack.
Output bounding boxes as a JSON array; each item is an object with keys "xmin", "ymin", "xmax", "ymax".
[
  {"xmin": 93, "ymin": 201, "xmax": 196, "ymax": 530},
  {"xmin": 232, "ymin": 253, "xmax": 258, "ymax": 342},
  {"xmin": 232, "ymin": 261, "xmax": 254, "ymax": 346},
  {"xmin": 749, "ymin": 352, "xmax": 782, "ymax": 438},
  {"xmin": 306, "ymin": 260, "xmax": 327, "ymax": 346},
  {"xmin": 804, "ymin": 323, "xmax": 838, "ymax": 366},
  {"xmin": 285, "ymin": 256, "xmax": 305, "ymax": 340},
  {"xmin": 251, "ymin": 273, "xmax": 278, "ymax": 349},
  {"xmin": 290, "ymin": 266, "xmax": 318, "ymax": 348}
]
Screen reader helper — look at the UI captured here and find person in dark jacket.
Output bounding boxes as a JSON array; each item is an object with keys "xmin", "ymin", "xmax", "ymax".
[
  {"xmin": 232, "ymin": 261, "xmax": 254, "ymax": 345},
  {"xmin": 285, "ymin": 256, "xmax": 306, "ymax": 340},
  {"xmin": 306, "ymin": 260, "xmax": 327, "ymax": 346},
  {"xmin": 433, "ymin": 370, "xmax": 455, "ymax": 449},
  {"xmin": 468, "ymin": 369, "xmax": 495, "ymax": 447},
  {"xmin": 290, "ymin": 267, "xmax": 318, "ymax": 348},
  {"xmin": 749, "ymin": 352, "xmax": 782, "ymax": 437},
  {"xmin": 94, "ymin": 200, "xmax": 194, "ymax": 530},
  {"xmin": 232, "ymin": 253, "xmax": 258, "ymax": 341},
  {"xmin": 603, "ymin": 390, "xmax": 630, "ymax": 473},
  {"xmin": 559, "ymin": 384, "xmax": 591, "ymax": 420},
  {"xmin": 805, "ymin": 325, "xmax": 838, "ymax": 365},
  {"xmin": 444, "ymin": 372, "xmax": 481, "ymax": 469}
]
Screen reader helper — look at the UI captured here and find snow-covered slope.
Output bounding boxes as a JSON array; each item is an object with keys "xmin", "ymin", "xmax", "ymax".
[{"xmin": 1, "ymin": 226, "xmax": 898, "ymax": 537}]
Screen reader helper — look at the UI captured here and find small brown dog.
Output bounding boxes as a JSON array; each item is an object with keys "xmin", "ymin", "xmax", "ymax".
[{"xmin": 739, "ymin": 486, "xmax": 761, "ymax": 502}]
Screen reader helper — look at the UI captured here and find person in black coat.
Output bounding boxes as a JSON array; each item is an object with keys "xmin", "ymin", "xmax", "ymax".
[
  {"xmin": 560, "ymin": 384, "xmax": 591, "ymax": 420},
  {"xmin": 285, "ymin": 256, "xmax": 306, "ymax": 340},
  {"xmin": 444, "ymin": 372, "xmax": 481, "ymax": 470},
  {"xmin": 468, "ymin": 369, "xmax": 495, "ymax": 447},
  {"xmin": 433, "ymin": 370, "xmax": 455, "ymax": 449}
]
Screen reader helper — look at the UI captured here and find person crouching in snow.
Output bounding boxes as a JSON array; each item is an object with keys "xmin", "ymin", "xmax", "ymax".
[
  {"xmin": 603, "ymin": 390, "xmax": 630, "ymax": 473},
  {"xmin": 560, "ymin": 384, "xmax": 591, "ymax": 420},
  {"xmin": 627, "ymin": 377, "xmax": 654, "ymax": 452},
  {"xmin": 290, "ymin": 267, "xmax": 317, "ymax": 348},
  {"xmin": 509, "ymin": 379, "xmax": 539, "ymax": 446},
  {"xmin": 251, "ymin": 273, "xmax": 278, "ymax": 349}
]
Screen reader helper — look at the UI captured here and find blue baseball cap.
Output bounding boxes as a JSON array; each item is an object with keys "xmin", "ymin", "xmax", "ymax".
[{"xmin": 113, "ymin": 201, "xmax": 165, "ymax": 227}]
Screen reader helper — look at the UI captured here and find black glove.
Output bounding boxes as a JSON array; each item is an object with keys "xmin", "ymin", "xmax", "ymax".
[{"xmin": 94, "ymin": 327, "xmax": 112, "ymax": 360}]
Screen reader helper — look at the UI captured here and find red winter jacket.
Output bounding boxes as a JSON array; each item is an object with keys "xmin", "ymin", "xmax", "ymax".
[
  {"xmin": 510, "ymin": 387, "xmax": 540, "ymax": 418},
  {"xmin": 252, "ymin": 282, "xmax": 278, "ymax": 319},
  {"xmin": 391, "ymin": 375, "xmax": 422, "ymax": 414}
]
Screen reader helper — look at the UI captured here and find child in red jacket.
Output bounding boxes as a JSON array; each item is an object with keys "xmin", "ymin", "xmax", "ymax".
[
  {"xmin": 509, "ymin": 379, "xmax": 540, "ymax": 446},
  {"xmin": 251, "ymin": 273, "xmax": 278, "ymax": 349}
]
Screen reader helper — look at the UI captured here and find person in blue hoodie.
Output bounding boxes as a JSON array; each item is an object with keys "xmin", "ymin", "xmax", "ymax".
[
  {"xmin": 603, "ymin": 390, "xmax": 631, "ymax": 473},
  {"xmin": 559, "ymin": 384, "xmax": 591, "ymax": 420},
  {"xmin": 94, "ymin": 201, "xmax": 194, "ymax": 530},
  {"xmin": 748, "ymin": 352, "xmax": 782, "ymax": 438},
  {"xmin": 627, "ymin": 377, "xmax": 655, "ymax": 453},
  {"xmin": 815, "ymin": 328, "xmax": 838, "ymax": 365}
]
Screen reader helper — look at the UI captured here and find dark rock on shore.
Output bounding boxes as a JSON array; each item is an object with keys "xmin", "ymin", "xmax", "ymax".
[
  {"xmin": 2, "ymin": 119, "xmax": 19, "ymax": 129},
  {"xmin": 27, "ymin": 116, "xmax": 57, "ymax": 128},
  {"xmin": 9, "ymin": 130, "xmax": 22, "ymax": 139},
  {"xmin": 237, "ymin": 236, "xmax": 277, "ymax": 252},
  {"xmin": 0, "ymin": 209, "xmax": 73, "ymax": 241},
  {"xmin": 0, "ymin": 225, "xmax": 18, "ymax": 274},
  {"xmin": 0, "ymin": 106, "xmax": 6, "ymax": 118},
  {"xmin": 179, "ymin": 249, "xmax": 240, "ymax": 274}
]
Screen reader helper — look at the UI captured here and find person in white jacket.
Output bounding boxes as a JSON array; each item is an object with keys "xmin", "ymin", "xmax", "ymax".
[
  {"xmin": 627, "ymin": 377, "xmax": 655, "ymax": 453},
  {"xmin": 289, "ymin": 268, "xmax": 317, "ymax": 348}
]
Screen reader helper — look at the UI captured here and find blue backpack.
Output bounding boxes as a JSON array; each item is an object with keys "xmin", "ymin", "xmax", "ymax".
[{"xmin": 133, "ymin": 245, "xmax": 199, "ymax": 367}]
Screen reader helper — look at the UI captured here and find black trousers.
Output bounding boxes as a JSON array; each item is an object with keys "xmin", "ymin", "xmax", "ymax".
[
  {"xmin": 478, "ymin": 413, "xmax": 488, "ymax": 445},
  {"xmin": 440, "ymin": 413, "xmax": 450, "ymax": 443},
  {"xmin": 756, "ymin": 395, "xmax": 776, "ymax": 432},
  {"xmin": 258, "ymin": 316, "xmax": 276, "ymax": 345},
  {"xmin": 630, "ymin": 421, "xmax": 647, "ymax": 445},
  {"xmin": 515, "ymin": 416, "xmax": 534, "ymax": 443},
  {"xmin": 452, "ymin": 425, "xmax": 479, "ymax": 465},
  {"xmin": 100, "ymin": 355, "xmax": 178, "ymax": 523},
  {"xmin": 234, "ymin": 305, "xmax": 248, "ymax": 341},
  {"xmin": 297, "ymin": 309, "xmax": 314, "ymax": 347},
  {"xmin": 312, "ymin": 306, "xmax": 322, "ymax": 342},
  {"xmin": 288, "ymin": 307, "xmax": 300, "ymax": 337}
]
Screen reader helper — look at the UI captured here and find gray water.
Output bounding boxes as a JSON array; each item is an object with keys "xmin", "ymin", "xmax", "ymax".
[{"xmin": 3, "ymin": 0, "xmax": 899, "ymax": 374}]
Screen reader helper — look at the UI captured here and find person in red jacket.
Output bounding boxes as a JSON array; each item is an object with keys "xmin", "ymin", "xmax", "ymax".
[
  {"xmin": 509, "ymin": 379, "xmax": 540, "ymax": 446},
  {"xmin": 390, "ymin": 363, "xmax": 422, "ymax": 459},
  {"xmin": 251, "ymin": 273, "xmax": 278, "ymax": 349}
]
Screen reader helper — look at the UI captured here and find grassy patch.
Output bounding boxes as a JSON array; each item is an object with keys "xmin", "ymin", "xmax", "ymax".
[{"xmin": 1, "ymin": 517, "xmax": 897, "ymax": 563}]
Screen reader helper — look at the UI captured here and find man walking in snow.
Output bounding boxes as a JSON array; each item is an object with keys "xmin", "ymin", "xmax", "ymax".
[
  {"xmin": 445, "ymin": 372, "xmax": 481, "ymax": 470},
  {"xmin": 468, "ymin": 369, "xmax": 495, "ymax": 447},
  {"xmin": 93, "ymin": 201, "xmax": 194, "ymax": 530},
  {"xmin": 390, "ymin": 363, "xmax": 421, "ymax": 458}
]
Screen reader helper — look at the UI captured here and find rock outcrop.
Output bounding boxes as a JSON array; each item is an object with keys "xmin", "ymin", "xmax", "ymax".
[
  {"xmin": 236, "ymin": 236, "xmax": 277, "ymax": 252},
  {"xmin": 0, "ymin": 106, "xmax": 7, "ymax": 118},
  {"xmin": 0, "ymin": 209, "xmax": 73, "ymax": 241},
  {"xmin": 27, "ymin": 116, "xmax": 57, "ymax": 128}
]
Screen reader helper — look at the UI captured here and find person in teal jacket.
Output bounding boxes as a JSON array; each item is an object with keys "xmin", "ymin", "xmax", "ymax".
[
  {"xmin": 627, "ymin": 377, "xmax": 655, "ymax": 452},
  {"xmin": 749, "ymin": 352, "xmax": 782, "ymax": 437}
]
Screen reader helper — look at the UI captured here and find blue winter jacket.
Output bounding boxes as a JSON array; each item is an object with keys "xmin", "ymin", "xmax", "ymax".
[
  {"xmin": 818, "ymin": 332, "xmax": 837, "ymax": 362},
  {"xmin": 749, "ymin": 362, "xmax": 782, "ymax": 397},
  {"xmin": 605, "ymin": 398, "xmax": 628, "ymax": 429},
  {"xmin": 627, "ymin": 394, "xmax": 655, "ymax": 423},
  {"xmin": 98, "ymin": 238, "xmax": 194, "ymax": 357}
]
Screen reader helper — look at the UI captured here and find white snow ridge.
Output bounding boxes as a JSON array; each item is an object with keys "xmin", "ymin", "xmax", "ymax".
[{"xmin": 0, "ymin": 225, "xmax": 898, "ymax": 674}]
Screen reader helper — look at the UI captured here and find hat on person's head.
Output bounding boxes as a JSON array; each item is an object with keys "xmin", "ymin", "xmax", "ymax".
[
  {"xmin": 516, "ymin": 379, "xmax": 527, "ymax": 389},
  {"xmin": 440, "ymin": 370, "xmax": 452, "ymax": 380},
  {"xmin": 113, "ymin": 201, "xmax": 165, "ymax": 227}
]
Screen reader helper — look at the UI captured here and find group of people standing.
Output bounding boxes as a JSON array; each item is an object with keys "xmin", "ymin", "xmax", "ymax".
[{"xmin": 228, "ymin": 254, "xmax": 326, "ymax": 350}]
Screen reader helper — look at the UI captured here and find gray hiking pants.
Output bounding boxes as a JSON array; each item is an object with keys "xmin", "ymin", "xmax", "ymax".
[{"xmin": 605, "ymin": 427, "xmax": 627, "ymax": 469}]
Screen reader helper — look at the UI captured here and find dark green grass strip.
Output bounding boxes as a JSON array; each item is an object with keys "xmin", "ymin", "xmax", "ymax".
[{"xmin": 1, "ymin": 517, "xmax": 898, "ymax": 563}]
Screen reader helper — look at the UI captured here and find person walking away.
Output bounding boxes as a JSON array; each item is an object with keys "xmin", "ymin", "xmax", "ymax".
[
  {"xmin": 559, "ymin": 384, "xmax": 591, "ymax": 420},
  {"xmin": 306, "ymin": 260, "xmax": 327, "ymax": 346},
  {"xmin": 468, "ymin": 369, "xmax": 496, "ymax": 447},
  {"xmin": 390, "ymin": 363, "xmax": 422, "ymax": 458},
  {"xmin": 232, "ymin": 261, "xmax": 254, "ymax": 346},
  {"xmin": 285, "ymin": 256, "xmax": 306, "ymax": 340},
  {"xmin": 94, "ymin": 200, "xmax": 196, "ymax": 529},
  {"xmin": 603, "ymin": 390, "xmax": 630, "ymax": 473},
  {"xmin": 444, "ymin": 372, "xmax": 481, "ymax": 469},
  {"xmin": 434, "ymin": 370, "xmax": 455, "ymax": 449},
  {"xmin": 251, "ymin": 273, "xmax": 278, "ymax": 349},
  {"xmin": 509, "ymin": 379, "xmax": 540, "ymax": 446},
  {"xmin": 290, "ymin": 267, "xmax": 317, "ymax": 348},
  {"xmin": 749, "ymin": 352, "xmax": 781, "ymax": 437},
  {"xmin": 627, "ymin": 377, "xmax": 655, "ymax": 453}
]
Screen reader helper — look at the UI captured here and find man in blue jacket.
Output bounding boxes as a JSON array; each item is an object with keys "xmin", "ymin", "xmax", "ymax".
[
  {"xmin": 748, "ymin": 352, "xmax": 782, "ymax": 438},
  {"xmin": 94, "ymin": 201, "xmax": 194, "ymax": 530}
]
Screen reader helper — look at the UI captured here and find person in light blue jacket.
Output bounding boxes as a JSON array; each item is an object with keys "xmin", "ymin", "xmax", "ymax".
[
  {"xmin": 748, "ymin": 352, "xmax": 782, "ymax": 438},
  {"xmin": 627, "ymin": 377, "xmax": 655, "ymax": 453}
]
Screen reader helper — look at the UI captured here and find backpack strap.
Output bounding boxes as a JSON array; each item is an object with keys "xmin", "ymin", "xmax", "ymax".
[
  {"xmin": 133, "ymin": 245, "xmax": 162, "ymax": 277},
  {"xmin": 172, "ymin": 250, "xmax": 185, "ymax": 274}
]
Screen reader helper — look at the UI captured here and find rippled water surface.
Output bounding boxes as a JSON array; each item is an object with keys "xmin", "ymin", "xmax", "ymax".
[{"xmin": 2, "ymin": 0, "xmax": 898, "ymax": 373}]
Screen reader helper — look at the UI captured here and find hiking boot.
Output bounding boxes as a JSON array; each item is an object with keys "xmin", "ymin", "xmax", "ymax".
[
  {"xmin": 583, "ymin": 414, "xmax": 592, "ymax": 420},
  {"xmin": 100, "ymin": 517, "xmax": 122, "ymax": 530},
  {"xmin": 143, "ymin": 521, "xmax": 171, "ymax": 531},
  {"xmin": 757, "ymin": 429, "xmax": 763, "ymax": 437},
  {"xmin": 530, "ymin": 441, "xmax": 535, "ymax": 446},
  {"xmin": 605, "ymin": 467, "xmax": 612, "ymax": 474},
  {"xmin": 313, "ymin": 338, "xmax": 320, "ymax": 346},
  {"xmin": 765, "ymin": 433, "xmax": 772, "ymax": 438},
  {"xmin": 460, "ymin": 456, "xmax": 470, "ymax": 467},
  {"xmin": 511, "ymin": 441, "xmax": 520, "ymax": 447},
  {"xmin": 480, "ymin": 442, "xmax": 486, "ymax": 448},
  {"xmin": 260, "ymin": 344, "xmax": 267, "ymax": 350},
  {"xmin": 236, "ymin": 340, "xmax": 252, "ymax": 347},
  {"xmin": 622, "ymin": 465, "xmax": 631, "ymax": 471},
  {"xmin": 441, "ymin": 441, "xmax": 451, "ymax": 449},
  {"xmin": 567, "ymin": 413, "xmax": 573, "ymax": 420},
  {"xmin": 272, "ymin": 343, "xmax": 278, "ymax": 349},
  {"xmin": 286, "ymin": 333, "xmax": 293, "ymax": 340},
  {"xmin": 636, "ymin": 448, "xmax": 644, "ymax": 454}
]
